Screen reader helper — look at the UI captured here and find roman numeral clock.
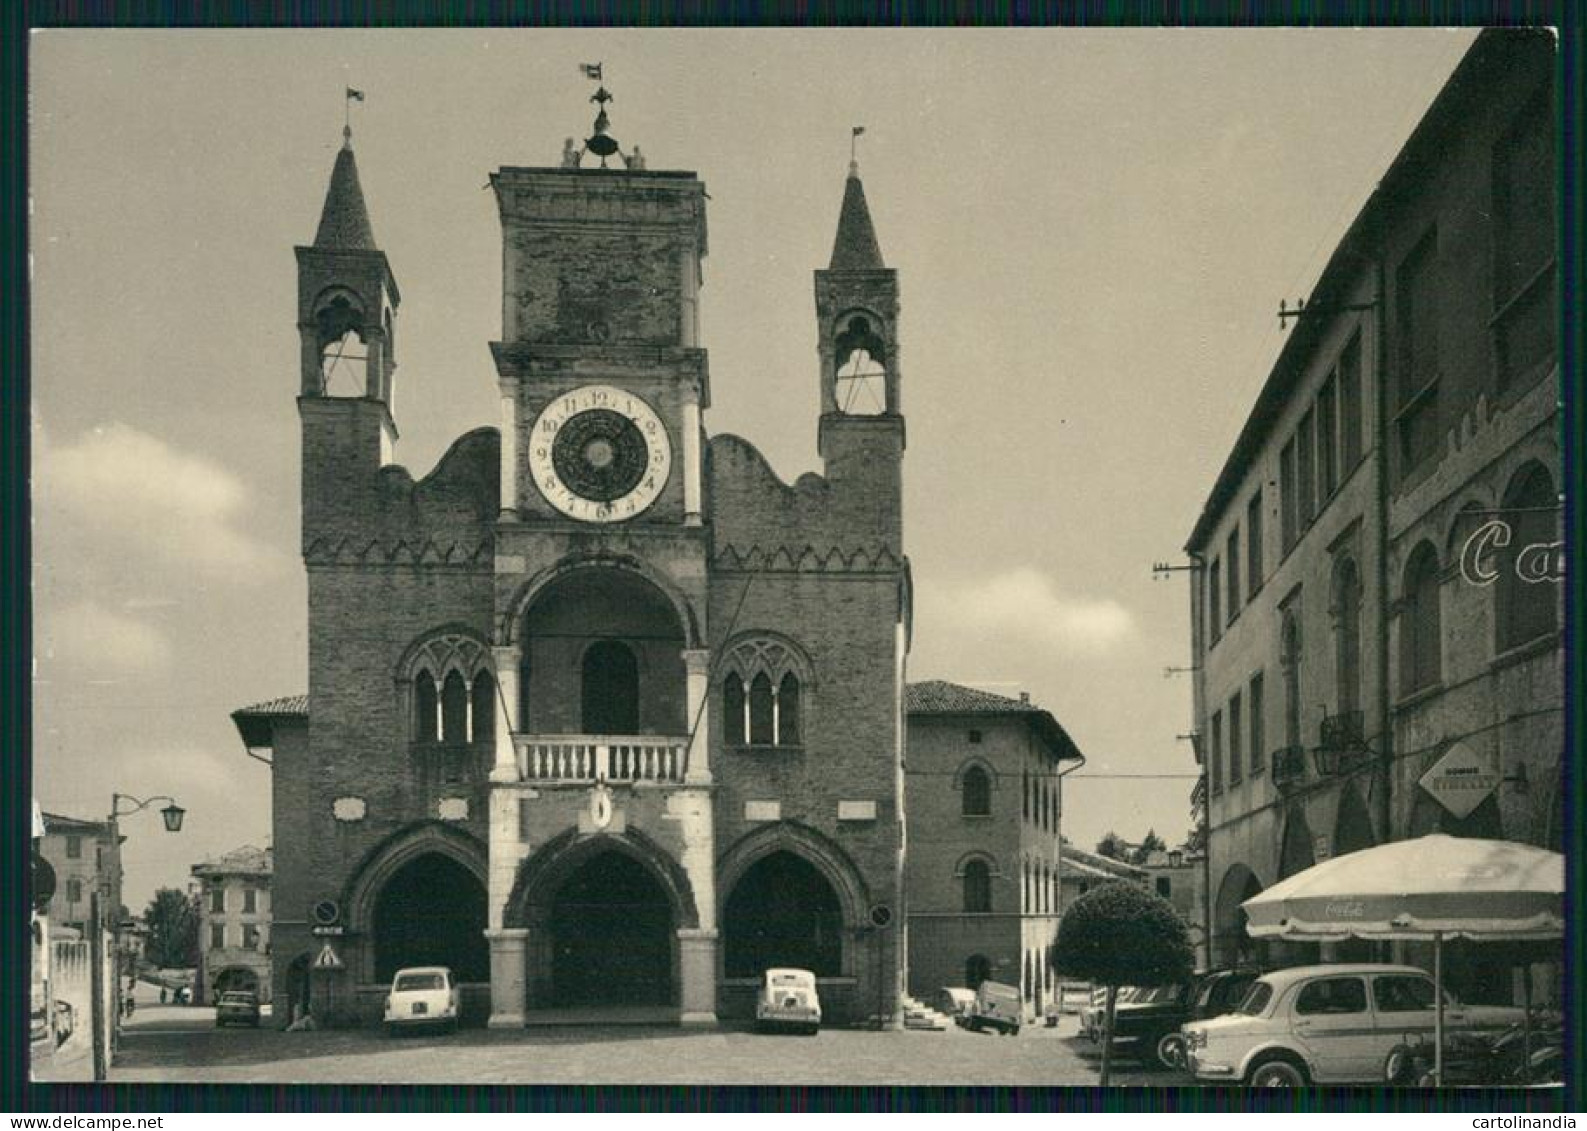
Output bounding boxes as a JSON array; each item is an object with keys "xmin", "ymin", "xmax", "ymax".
[{"xmin": 529, "ymin": 385, "xmax": 672, "ymax": 522}]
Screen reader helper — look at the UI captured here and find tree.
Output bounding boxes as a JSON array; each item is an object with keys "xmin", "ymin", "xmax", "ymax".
[
  {"xmin": 1130, "ymin": 829, "xmax": 1167, "ymax": 866},
  {"xmin": 143, "ymin": 888, "xmax": 199, "ymax": 969},
  {"xmin": 1051, "ymin": 881, "xmax": 1194, "ymax": 1086},
  {"xmin": 1094, "ymin": 831, "xmax": 1130, "ymax": 860}
]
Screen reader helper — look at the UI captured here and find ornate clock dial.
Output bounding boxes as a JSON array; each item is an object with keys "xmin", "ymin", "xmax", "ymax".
[{"xmin": 529, "ymin": 385, "xmax": 671, "ymax": 522}]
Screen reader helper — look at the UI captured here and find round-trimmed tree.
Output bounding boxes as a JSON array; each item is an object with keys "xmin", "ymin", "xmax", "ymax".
[{"xmin": 1051, "ymin": 881, "xmax": 1194, "ymax": 1085}]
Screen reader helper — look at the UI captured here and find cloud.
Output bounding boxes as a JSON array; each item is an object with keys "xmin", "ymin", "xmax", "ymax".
[
  {"xmin": 34, "ymin": 420, "xmax": 289, "ymax": 579},
  {"xmin": 40, "ymin": 598, "xmax": 173, "ymax": 677},
  {"xmin": 919, "ymin": 567, "xmax": 1136, "ymax": 653}
]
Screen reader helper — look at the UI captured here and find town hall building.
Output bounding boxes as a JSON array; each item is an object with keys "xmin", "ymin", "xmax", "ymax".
[{"xmin": 234, "ymin": 92, "xmax": 910, "ymax": 1028}]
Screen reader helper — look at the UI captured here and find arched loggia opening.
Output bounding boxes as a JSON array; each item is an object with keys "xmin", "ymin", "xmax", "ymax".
[
  {"xmin": 372, "ymin": 852, "xmax": 489, "ymax": 983},
  {"xmin": 1331, "ymin": 785, "xmax": 1378, "ymax": 961},
  {"xmin": 723, "ymin": 851, "xmax": 844, "ymax": 978},
  {"xmin": 548, "ymin": 850, "xmax": 674, "ymax": 1006}
]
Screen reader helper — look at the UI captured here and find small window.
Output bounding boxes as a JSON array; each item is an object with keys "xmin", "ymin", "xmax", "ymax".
[
  {"xmin": 963, "ymin": 859, "xmax": 992, "ymax": 913},
  {"xmin": 66, "ymin": 879, "xmax": 82, "ymax": 903},
  {"xmin": 1280, "ymin": 439, "xmax": 1298, "ymax": 552},
  {"xmin": 1208, "ymin": 558, "xmax": 1222, "ymax": 643},
  {"xmin": 414, "ymin": 675, "xmax": 438, "ymax": 743},
  {"xmin": 1297, "ymin": 406, "xmax": 1316, "ymax": 528},
  {"xmin": 1339, "ymin": 334, "xmax": 1364, "ymax": 469},
  {"xmin": 1496, "ymin": 464, "xmax": 1559, "ymax": 651},
  {"xmin": 1246, "ymin": 491, "xmax": 1264, "ymax": 600},
  {"xmin": 210, "ymin": 924, "xmax": 226, "ymax": 951},
  {"xmin": 1237, "ymin": 982, "xmax": 1274, "ymax": 1016},
  {"xmin": 748, "ymin": 672, "xmax": 775, "ymax": 744},
  {"xmin": 1400, "ymin": 542, "xmax": 1442, "ymax": 696},
  {"xmin": 66, "ymin": 836, "xmax": 82, "ymax": 860},
  {"xmin": 1226, "ymin": 529, "xmax": 1240, "ymax": 625},
  {"xmin": 441, "ymin": 671, "xmax": 470, "ymax": 743},
  {"xmin": 1209, "ymin": 710, "xmax": 1224, "ymax": 796},
  {"xmin": 1228, "ymin": 692, "xmax": 1243, "ymax": 786},
  {"xmin": 210, "ymin": 888, "xmax": 226, "ymax": 914},
  {"xmin": 962, "ymin": 765, "xmax": 992, "ymax": 817},
  {"xmin": 968, "ymin": 729, "xmax": 982, "ymax": 744},
  {"xmin": 243, "ymin": 923, "xmax": 260, "ymax": 950},
  {"xmin": 1249, "ymin": 672, "xmax": 1266, "ymax": 775},
  {"xmin": 1295, "ymin": 977, "xmax": 1367, "ymax": 1016},
  {"xmin": 1317, "ymin": 374, "xmax": 1338, "ymax": 499},
  {"xmin": 243, "ymin": 888, "xmax": 257, "ymax": 914},
  {"xmin": 1156, "ymin": 877, "xmax": 1171, "ymax": 898},
  {"xmin": 1373, "ymin": 975, "xmax": 1437, "ymax": 1013}
]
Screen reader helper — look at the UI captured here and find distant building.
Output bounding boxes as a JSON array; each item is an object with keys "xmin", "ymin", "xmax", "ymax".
[
  {"xmin": 1184, "ymin": 30, "xmax": 1560, "ymax": 1004},
  {"xmin": 1137, "ymin": 847, "xmax": 1205, "ymax": 953},
  {"xmin": 38, "ymin": 812, "xmax": 123, "ymax": 935},
  {"xmin": 1058, "ymin": 843, "xmax": 1148, "ymax": 909},
  {"xmin": 903, "ymin": 680, "xmax": 1083, "ymax": 1020},
  {"xmin": 192, "ymin": 846, "xmax": 273, "ymax": 1005}
]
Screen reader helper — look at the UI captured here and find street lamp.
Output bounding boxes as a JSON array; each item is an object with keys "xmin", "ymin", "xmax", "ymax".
[{"xmin": 93, "ymin": 792, "xmax": 185, "ymax": 1082}]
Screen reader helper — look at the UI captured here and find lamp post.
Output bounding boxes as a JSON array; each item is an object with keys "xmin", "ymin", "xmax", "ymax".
[{"xmin": 91, "ymin": 793, "xmax": 184, "ymax": 1082}]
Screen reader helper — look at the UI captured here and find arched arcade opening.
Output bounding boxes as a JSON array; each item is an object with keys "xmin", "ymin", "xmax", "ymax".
[
  {"xmin": 371, "ymin": 851, "xmax": 489, "ymax": 983},
  {"xmin": 723, "ymin": 850, "xmax": 844, "ymax": 978}
]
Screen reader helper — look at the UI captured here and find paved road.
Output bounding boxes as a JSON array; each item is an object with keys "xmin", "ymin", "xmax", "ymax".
[{"xmin": 104, "ymin": 1008, "xmax": 1185, "ymax": 1087}]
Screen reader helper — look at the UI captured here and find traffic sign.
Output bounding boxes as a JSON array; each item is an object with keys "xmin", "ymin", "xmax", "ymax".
[
  {"xmin": 313, "ymin": 942, "xmax": 344, "ymax": 970},
  {"xmin": 1418, "ymin": 741, "xmax": 1499, "ymax": 820},
  {"xmin": 310, "ymin": 925, "xmax": 345, "ymax": 937}
]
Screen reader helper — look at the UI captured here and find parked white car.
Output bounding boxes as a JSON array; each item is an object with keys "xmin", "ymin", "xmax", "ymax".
[
  {"xmin": 1183, "ymin": 964, "xmax": 1528, "ymax": 1086},
  {"xmin": 383, "ymin": 966, "xmax": 460, "ymax": 1035},
  {"xmin": 755, "ymin": 968, "xmax": 821, "ymax": 1034}
]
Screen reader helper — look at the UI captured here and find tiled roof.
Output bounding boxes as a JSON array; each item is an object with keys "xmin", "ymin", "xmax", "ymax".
[
  {"xmin": 314, "ymin": 143, "xmax": 378, "ymax": 251},
  {"xmin": 828, "ymin": 168, "xmax": 885, "ymax": 270},
  {"xmin": 233, "ymin": 694, "xmax": 308, "ymax": 718},
  {"xmin": 192, "ymin": 844, "xmax": 272, "ymax": 877},
  {"xmin": 906, "ymin": 680, "xmax": 1031, "ymax": 715},
  {"xmin": 906, "ymin": 680, "xmax": 1082, "ymax": 763},
  {"xmin": 42, "ymin": 811, "xmax": 113, "ymax": 833},
  {"xmin": 1061, "ymin": 844, "xmax": 1148, "ymax": 881}
]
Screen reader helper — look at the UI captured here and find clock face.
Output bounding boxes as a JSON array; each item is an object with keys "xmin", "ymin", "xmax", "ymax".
[{"xmin": 529, "ymin": 385, "xmax": 672, "ymax": 522}]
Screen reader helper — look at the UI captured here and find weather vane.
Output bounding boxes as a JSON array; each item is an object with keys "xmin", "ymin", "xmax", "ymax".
[{"xmin": 562, "ymin": 62, "xmax": 645, "ymax": 171}]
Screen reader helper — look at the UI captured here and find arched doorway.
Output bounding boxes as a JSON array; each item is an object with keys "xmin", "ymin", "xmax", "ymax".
[
  {"xmin": 1276, "ymin": 809, "xmax": 1320, "ymax": 965},
  {"xmin": 548, "ymin": 849, "xmax": 675, "ymax": 1006},
  {"xmin": 212, "ymin": 967, "xmax": 260, "ymax": 997},
  {"xmin": 723, "ymin": 851, "xmax": 844, "ymax": 977},
  {"xmin": 372, "ymin": 852, "xmax": 488, "ymax": 983},
  {"xmin": 965, "ymin": 954, "xmax": 991, "ymax": 989},
  {"xmin": 1212, "ymin": 864, "xmax": 1265, "ymax": 968},
  {"xmin": 285, "ymin": 953, "xmax": 311, "ymax": 1025}
]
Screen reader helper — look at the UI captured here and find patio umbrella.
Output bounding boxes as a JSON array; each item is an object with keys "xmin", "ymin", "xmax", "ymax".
[{"xmin": 1241, "ymin": 834, "xmax": 1564, "ymax": 1085}]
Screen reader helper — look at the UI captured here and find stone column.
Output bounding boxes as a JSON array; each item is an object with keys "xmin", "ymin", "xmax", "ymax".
[
  {"xmin": 677, "ymin": 928, "xmax": 718, "ymax": 1027},
  {"xmin": 682, "ymin": 397, "xmax": 702, "ymax": 526},
  {"xmin": 498, "ymin": 379, "xmax": 519, "ymax": 521},
  {"xmin": 491, "ymin": 646, "xmax": 520, "ymax": 784},
  {"xmin": 682, "ymin": 648, "xmax": 711, "ymax": 785},
  {"xmin": 485, "ymin": 927, "xmax": 528, "ymax": 1029}
]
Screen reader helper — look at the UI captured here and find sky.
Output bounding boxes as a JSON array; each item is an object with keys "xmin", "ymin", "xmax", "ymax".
[{"xmin": 28, "ymin": 27, "xmax": 1482, "ymax": 911}]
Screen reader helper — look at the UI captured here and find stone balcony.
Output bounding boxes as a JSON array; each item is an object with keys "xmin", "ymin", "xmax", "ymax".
[{"xmin": 511, "ymin": 734, "xmax": 689, "ymax": 785}]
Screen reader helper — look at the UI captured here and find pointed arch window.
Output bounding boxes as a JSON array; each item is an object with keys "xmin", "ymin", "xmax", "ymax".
[
  {"xmin": 833, "ymin": 312, "xmax": 888, "ymax": 416},
  {"xmin": 721, "ymin": 634, "xmax": 812, "ymax": 748},
  {"xmin": 402, "ymin": 631, "xmax": 495, "ymax": 747},
  {"xmin": 1400, "ymin": 543, "xmax": 1443, "ymax": 696}
]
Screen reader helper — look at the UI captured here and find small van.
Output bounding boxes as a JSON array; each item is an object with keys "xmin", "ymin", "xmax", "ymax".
[{"xmin": 965, "ymin": 980, "xmax": 1022, "ymax": 1036}]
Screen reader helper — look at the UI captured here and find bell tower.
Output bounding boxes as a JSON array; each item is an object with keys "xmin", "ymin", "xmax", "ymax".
[
  {"xmin": 295, "ymin": 125, "xmax": 402, "ymax": 541},
  {"xmin": 814, "ymin": 155, "xmax": 904, "ymax": 549}
]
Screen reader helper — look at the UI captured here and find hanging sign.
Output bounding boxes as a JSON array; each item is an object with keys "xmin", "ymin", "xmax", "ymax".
[
  {"xmin": 1418, "ymin": 741, "xmax": 1499, "ymax": 820},
  {"xmin": 313, "ymin": 943, "xmax": 344, "ymax": 970}
]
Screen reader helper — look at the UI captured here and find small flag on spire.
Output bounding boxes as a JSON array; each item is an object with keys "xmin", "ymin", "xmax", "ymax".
[
  {"xmin": 579, "ymin": 62, "xmax": 603, "ymax": 80},
  {"xmin": 346, "ymin": 87, "xmax": 365, "ymax": 102},
  {"xmin": 852, "ymin": 125, "xmax": 865, "ymax": 137}
]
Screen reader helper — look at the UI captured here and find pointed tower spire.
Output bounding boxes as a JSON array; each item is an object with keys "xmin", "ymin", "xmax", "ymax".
[
  {"xmin": 313, "ymin": 135, "xmax": 378, "ymax": 251},
  {"xmin": 829, "ymin": 162, "xmax": 885, "ymax": 270}
]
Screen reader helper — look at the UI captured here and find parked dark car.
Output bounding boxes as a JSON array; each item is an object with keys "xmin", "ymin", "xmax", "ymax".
[
  {"xmin": 1107, "ymin": 968, "xmax": 1263, "ymax": 1069},
  {"xmin": 215, "ymin": 990, "xmax": 262, "ymax": 1028}
]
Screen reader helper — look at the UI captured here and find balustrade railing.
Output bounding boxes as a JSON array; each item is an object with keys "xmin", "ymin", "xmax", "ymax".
[{"xmin": 513, "ymin": 735, "xmax": 688, "ymax": 784}]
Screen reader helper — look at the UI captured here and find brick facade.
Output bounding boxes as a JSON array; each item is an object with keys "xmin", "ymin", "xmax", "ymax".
[
  {"xmin": 242, "ymin": 128, "xmax": 909, "ymax": 1028},
  {"xmin": 1185, "ymin": 30, "xmax": 1561, "ymax": 1003}
]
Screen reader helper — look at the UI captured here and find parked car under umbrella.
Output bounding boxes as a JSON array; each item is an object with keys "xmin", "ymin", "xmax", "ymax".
[{"xmin": 1239, "ymin": 834, "xmax": 1563, "ymax": 1085}]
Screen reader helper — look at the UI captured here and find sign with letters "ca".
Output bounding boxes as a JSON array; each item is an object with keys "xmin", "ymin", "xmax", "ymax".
[{"xmin": 1418, "ymin": 741, "xmax": 1499, "ymax": 820}]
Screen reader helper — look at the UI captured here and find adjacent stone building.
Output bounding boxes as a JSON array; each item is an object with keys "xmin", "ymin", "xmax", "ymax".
[
  {"xmin": 37, "ymin": 813, "xmax": 123, "ymax": 937},
  {"xmin": 191, "ymin": 845, "xmax": 273, "ymax": 1005},
  {"xmin": 1184, "ymin": 29, "xmax": 1561, "ymax": 1003},
  {"xmin": 903, "ymin": 681, "xmax": 1082, "ymax": 1021},
  {"xmin": 235, "ymin": 100, "xmax": 909, "ymax": 1027}
]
